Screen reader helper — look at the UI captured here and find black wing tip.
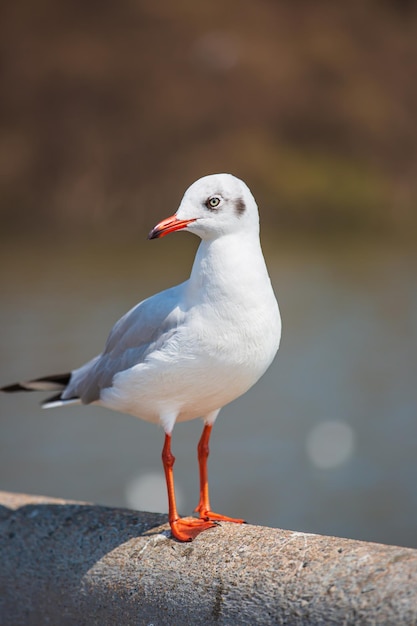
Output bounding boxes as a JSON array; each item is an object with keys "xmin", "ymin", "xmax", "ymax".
[
  {"xmin": 42, "ymin": 392, "xmax": 63, "ymax": 405},
  {"xmin": 1, "ymin": 382, "xmax": 31, "ymax": 393},
  {"xmin": 42, "ymin": 392, "xmax": 80, "ymax": 407},
  {"xmin": 34, "ymin": 373, "xmax": 72, "ymax": 386},
  {"xmin": 1, "ymin": 373, "xmax": 72, "ymax": 394}
]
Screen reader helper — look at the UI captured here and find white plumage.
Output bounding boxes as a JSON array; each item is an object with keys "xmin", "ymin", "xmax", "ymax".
[{"xmin": 2, "ymin": 173, "xmax": 281, "ymax": 541}]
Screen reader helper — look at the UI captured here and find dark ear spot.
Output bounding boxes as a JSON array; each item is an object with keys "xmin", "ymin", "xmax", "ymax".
[{"xmin": 235, "ymin": 197, "xmax": 246, "ymax": 216}]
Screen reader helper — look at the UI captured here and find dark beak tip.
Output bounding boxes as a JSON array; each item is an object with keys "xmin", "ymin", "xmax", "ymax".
[{"xmin": 147, "ymin": 228, "xmax": 159, "ymax": 240}]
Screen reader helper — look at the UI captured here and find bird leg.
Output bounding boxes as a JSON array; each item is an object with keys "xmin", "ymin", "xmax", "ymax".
[
  {"xmin": 194, "ymin": 423, "xmax": 245, "ymax": 524},
  {"xmin": 162, "ymin": 433, "xmax": 217, "ymax": 541}
]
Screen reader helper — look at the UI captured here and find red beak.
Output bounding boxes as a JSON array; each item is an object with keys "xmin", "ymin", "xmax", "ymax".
[{"xmin": 148, "ymin": 215, "xmax": 196, "ymax": 240}]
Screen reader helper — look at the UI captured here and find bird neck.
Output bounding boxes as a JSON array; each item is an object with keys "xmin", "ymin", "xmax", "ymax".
[{"xmin": 187, "ymin": 231, "xmax": 273, "ymax": 305}]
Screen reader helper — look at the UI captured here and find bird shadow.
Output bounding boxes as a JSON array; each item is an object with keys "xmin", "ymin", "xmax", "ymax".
[{"xmin": 1, "ymin": 500, "xmax": 171, "ymax": 583}]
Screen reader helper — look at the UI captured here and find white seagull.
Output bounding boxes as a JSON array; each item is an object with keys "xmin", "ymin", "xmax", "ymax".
[{"xmin": 1, "ymin": 173, "xmax": 281, "ymax": 542}]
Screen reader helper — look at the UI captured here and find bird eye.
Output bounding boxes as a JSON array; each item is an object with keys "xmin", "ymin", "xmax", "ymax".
[{"xmin": 206, "ymin": 196, "xmax": 222, "ymax": 210}]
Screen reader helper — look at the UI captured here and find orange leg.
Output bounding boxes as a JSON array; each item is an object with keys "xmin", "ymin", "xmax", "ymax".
[
  {"xmin": 194, "ymin": 423, "xmax": 245, "ymax": 524},
  {"xmin": 162, "ymin": 433, "xmax": 217, "ymax": 541}
]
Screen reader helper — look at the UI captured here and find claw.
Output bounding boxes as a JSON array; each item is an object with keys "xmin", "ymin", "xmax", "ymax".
[
  {"xmin": 170, "ymin": 516, "xmax": 218, "ymax": 542},
  {"xmin": 196, "ymin": 508, "xmax": 246, "ymax": 524}
]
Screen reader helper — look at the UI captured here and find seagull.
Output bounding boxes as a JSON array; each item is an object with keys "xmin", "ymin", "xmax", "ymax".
[{"xmin": 1, "ymin": 173, "xmax": 281, "ymax": 541}]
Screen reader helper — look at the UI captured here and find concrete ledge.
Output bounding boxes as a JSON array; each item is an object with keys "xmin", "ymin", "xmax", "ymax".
[{"xmin": 1, "ymin": 491, "xmax": 416, "ymax": 626}]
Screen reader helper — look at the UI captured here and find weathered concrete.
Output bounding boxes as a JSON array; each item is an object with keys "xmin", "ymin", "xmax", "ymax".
[{"xmin": 0, "ymin": 491, "xmax": 416, "ymax": 626}]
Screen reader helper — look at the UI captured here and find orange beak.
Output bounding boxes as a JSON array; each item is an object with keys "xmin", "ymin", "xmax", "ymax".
[{"xmin": 148, "ymin": 215, "xmax": 196, "ymax": 240}]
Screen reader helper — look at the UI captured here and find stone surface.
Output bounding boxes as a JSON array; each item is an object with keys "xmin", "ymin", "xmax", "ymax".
[{"xmin": 1, "ymin": 491, "xmax": 416, "ymax": 625}]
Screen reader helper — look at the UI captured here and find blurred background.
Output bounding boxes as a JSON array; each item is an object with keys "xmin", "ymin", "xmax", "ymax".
[{"xmin": 1, "ymin": 1, "xmax": 416, "ymax": 548}]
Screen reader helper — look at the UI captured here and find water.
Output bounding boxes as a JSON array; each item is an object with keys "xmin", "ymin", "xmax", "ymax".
[{"xmin": 1, "ymin": 236, "xmax": 416, "ymax": 548}]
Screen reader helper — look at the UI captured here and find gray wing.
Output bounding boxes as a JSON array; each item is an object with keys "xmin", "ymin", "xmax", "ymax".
[{"xmin": 63, "ymin": 281, "xmax": 187, "ymax": 404}]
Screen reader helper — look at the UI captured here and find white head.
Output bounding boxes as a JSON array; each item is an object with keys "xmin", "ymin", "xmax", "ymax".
[{"xmin": 148, "ymin": 174, "xmax": 260, "ymax": 241}]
